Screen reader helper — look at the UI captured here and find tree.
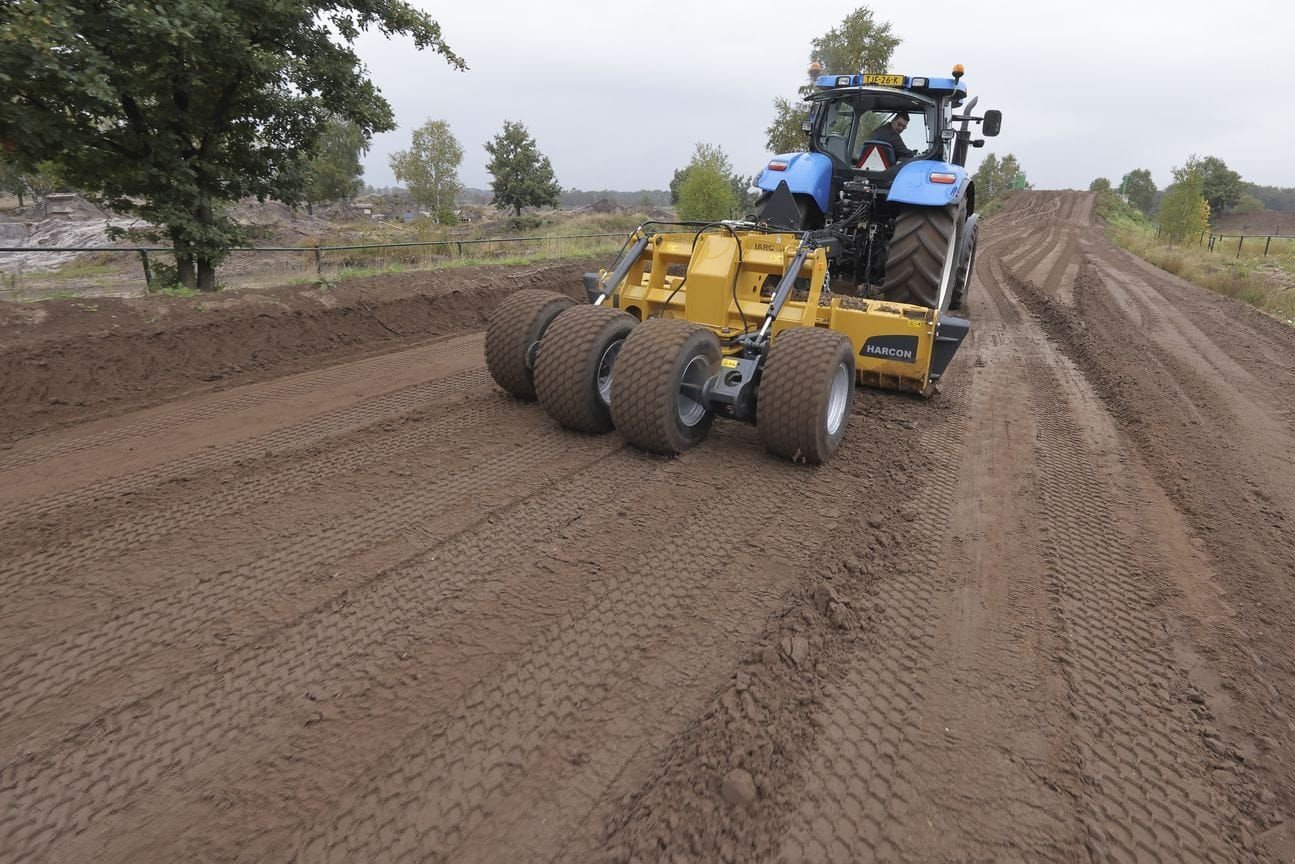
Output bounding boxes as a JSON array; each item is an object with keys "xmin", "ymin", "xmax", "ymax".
[
  {"xmin": 1121, "ymin": 169, "xmax": 1157, "ymax": 215},
  {"xmin": 1089, "ymin": 177, "xmax": 1112, "ymax": 193},
  {"xmin": 484, "ymin": 121, "xmax": 561, "ymax": 216},
  {"xmin": 766, "ymin": 7, "xmax": 900, "ymax": 153},
  {"xmin": 390, "ymin": 119, "xmax": 463, "ymax": 222},
  {"xmin": 305, "ymin": 119, "xmax": 368, "ymax": 215},
  {"xmin": 1158, "ymin": 158, "xmax": 1210, "ymax": 244},
  {"xmin": 20, "ymin": 162, "xmax": 64, "ymax": 217},
  {"xmin": 676, "ymin": 143, "xmax": 740, "ymax": 221},
  {"xmin": 0, "ymin": 1, "xmax": 463, "ymax": 291},
  {"xmin": 972, "ymin": 153, "xmax": 1027, "ymax": 211},
  {"xmin": 1, "ymin": 159, "xmax": 25, "ymax": 208},
  {"xmin": 1198, "ymin": 156, "xmax": 1243, "ymax": 216},
  {"xmin": 670, "ymin": 145, "xmax": 753, "ymax": 213}
]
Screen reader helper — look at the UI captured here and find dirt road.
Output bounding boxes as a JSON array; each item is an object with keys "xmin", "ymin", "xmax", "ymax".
[{"xmin": 2, "ymin": 191, "xmax": 1293, "ymax": 862}]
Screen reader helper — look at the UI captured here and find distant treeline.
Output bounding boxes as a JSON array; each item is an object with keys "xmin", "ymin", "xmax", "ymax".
[
  {"xmin": 1245, "ymin": 183, "xmax": 1295, "ymax": 212},
  {"xmin": 363, "ymin": 185, "xmax": 671, "ymax": 209}
]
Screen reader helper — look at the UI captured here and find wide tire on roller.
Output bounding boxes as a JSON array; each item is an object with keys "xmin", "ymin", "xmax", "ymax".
[
  {"xmin": 611, "ymin": 318, "xmax": 721, "ymax": 456},
  {"xmin": 758, "ymin": 327, "xmax": 856, "ymax": 464},
  {"xmin": 949, "ymin": 215, "xmax": 979, "ymax": 311},
  {"xmin": 882, "ymin": 201, "xmax": 963, "ymax": 310},
  {"xmin": 484, "ymin": 289, "xmax": 575, "ymax": 400},
  {"xmin": 534, "ymin": 305, "xmax": 636, "ymax": 434}
]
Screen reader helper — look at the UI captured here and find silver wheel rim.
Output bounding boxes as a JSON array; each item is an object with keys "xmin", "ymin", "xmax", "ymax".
[
  {"xmin": 677, "ymin": 354, "xmax": 710, "ymax": 427},
  {"xmin": 825, "ymin": 362, "xmax": 850, "ymax": 436},
  {"xmin": 596, "ymin": 338, "xmax": 623, "ymax": 406}
]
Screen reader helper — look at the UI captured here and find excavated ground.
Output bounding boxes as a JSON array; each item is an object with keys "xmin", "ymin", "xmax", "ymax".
[{"xmin": 1, "ymin": 193, "xmax": 1293, "ymax": 863}]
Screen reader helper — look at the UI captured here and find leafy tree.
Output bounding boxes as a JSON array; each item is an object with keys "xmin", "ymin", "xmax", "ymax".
[
  {"xmin": 1243, "ymin": 183, "xmax": 1295, "ymax": 211},
  {"xmin": 484, "ymin": 121, "xmax": 561, "ymax": 216},
  {"xmin": 972, "ymin": 152, "xmax": 1026, "ymax": 211},
  {"xmin": 1, "ymin": 159, "xmax": 28, "ymax": 208},
  {"xmin": 1231, "ymin": 192, "xmax": 1265, "ymax": 214},
  {"xmin": 305, "ymin": 119, "xmax": 368, "ymax": 215},
  {"xmin": 390, "ymin": 119, "xmax": 463, "ymax": 222},
  {"xmin": 766, "ymin": 7, "xmax": 900, "ymax": 153},
  {"xmin": 676, "ymin": 143, "xmax": 740, "ymax": 221},
  {"xmin": 1159, "ymin": 158, "xmax": 1210, "ymax": 243},
  {"xmin": 1089, "ymin": 177, "xmax": 1112, "ymax": 193},
  {"xmin": 670, "ymin": 145, "xmax": 753, "ymax": 212},
  {"xmin": 1121, "ymin": 169, "xmax": 1157, "ymax": 215},
  {"xmin": 0, "ymin": 1, "xmax": 463, "ymax": 291},
  {"xmin": 1198, "ymin": 156, "xmax": 1243, "ymax": 216}
]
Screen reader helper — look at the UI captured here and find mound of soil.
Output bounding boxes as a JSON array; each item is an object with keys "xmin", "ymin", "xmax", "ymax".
[{"xmin": 0, "ymin": 260, "xmax": 598, "ymax": 443}]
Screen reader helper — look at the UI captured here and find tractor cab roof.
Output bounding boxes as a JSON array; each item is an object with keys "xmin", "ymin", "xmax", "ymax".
[{"xmin": 811, "ymin": 72, "xmax": 968, "ymax": 107}]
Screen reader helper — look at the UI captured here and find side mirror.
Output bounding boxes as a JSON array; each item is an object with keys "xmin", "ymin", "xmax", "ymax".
[
  {"xmin": 982, "ymin": 109, "xmax": 1002, "ymax": 137},
  {"xmin": 801, "ymin": 120, "xmax": 812, "ymax": 133}
]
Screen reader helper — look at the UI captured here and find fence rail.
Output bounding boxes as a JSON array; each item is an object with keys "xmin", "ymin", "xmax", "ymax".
[
  {"xmin": 1152, "ymin": 228, "xmax": 1295, "ymax": 259},
  {"xmin": 1203, "ymin": 233, "xmax": 1295, "ymax": 258},
  {"xmin": 0, "ymin": 232, "xmax": 628, "ymax": 296}
]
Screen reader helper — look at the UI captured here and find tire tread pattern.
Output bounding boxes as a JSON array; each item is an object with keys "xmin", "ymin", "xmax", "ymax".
[
  {"xmin": 884, "ymin": 205, "xmax": 958, "ymax": 308},
  {"xmin": 534, "ymin": 305, "xmax": 635, "ymax": 434},
  {"xmin": 484, "ymin": 290, "xmax": 574, "ymax": 400},
  {"xmin": 758, "ymin": 328, "xmax": 855, "ymax": 464},
  {"xmin": 611, "ymin": 319, "xmax": 717, "ymax": 456}
]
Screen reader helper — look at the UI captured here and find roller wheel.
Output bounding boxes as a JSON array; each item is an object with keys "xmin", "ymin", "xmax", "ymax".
[
  {"xmin": 949, "ymin": 216, "xmax": 979, "ymax": 311},
  {"xmin": 534, "ymin": 305, "xmax": 637, "ymax": 433},
  {"xmin": 882, "ymin": 201, "xmax": 964, "ymax": 310},
  {"xmin": 485, "ymin": 289, "xmax": 575, "ymax": 400},
  {"xmin": 611, "ymin": 318, "xmax": 721, "ymax": 456},
  {"xmin": 758, "ymin": 327, "xmax": 856, "ymax": 464}
]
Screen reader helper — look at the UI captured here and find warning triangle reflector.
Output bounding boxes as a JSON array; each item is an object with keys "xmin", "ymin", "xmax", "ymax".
[{"xmin": 857, "ymin": 146, "xmax": 890, "ymax": 171}]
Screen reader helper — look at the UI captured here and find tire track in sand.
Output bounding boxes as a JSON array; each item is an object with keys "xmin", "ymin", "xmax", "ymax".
[
  {"xmin": 0, "ymin": 419, "xmax": 618, "ymax": 762},
  {"xmin": 0, "ymin": 366, "xmax": 489, "ymax": 531},
  {"xmin": 0, "ymin": 446, "xmax": 659, "ymax": 864}
]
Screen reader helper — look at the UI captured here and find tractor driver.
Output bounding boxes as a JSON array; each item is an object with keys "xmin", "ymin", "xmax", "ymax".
[{"xmin": 864, "ymin": 111, "xmax": 915, "ymax": 163}]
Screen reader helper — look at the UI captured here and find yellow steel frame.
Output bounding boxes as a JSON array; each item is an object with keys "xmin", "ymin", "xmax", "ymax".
[{"xmin": 598, "ymin": 229, "xmax": 941, "ymax": 395}]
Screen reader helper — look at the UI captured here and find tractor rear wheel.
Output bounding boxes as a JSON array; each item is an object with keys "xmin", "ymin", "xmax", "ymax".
[
  {"xmin": 949, "ymin": 215, "xmax": 979, "ymax": 311},
  {"xmin": 611, "ymin": 318, "xmax": 721, "ymax": 456},
  {"xmin": 882, "ymin": 201, "xmax": 964, "ymax": 309},
  {"xmin": 758, "ymin": 327, "xmax": 855, "ymax": 464},
  {"xmin": 485, "ymin": 289, "xmax": 575, "ymax": 400},
  {"xmin": 534, "ymin": 305, "xmax": 636, "ymax": 434}
]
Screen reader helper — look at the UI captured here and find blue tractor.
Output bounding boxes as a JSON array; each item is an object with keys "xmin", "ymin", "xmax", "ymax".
[{"xmin": 753, "ymin": 65, "xmax": 1002, "ymax": 310}]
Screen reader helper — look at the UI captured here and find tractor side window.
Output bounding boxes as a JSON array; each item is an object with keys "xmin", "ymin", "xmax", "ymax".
[{"xmin": 816, "ymin": 102, "xmax": 856, "ymax": 164}]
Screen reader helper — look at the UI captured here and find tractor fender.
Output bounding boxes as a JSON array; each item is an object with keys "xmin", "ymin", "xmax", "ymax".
[
  {"xmin": 755, "ymin": 152, "xmax": 833, "ymax": 215},
  {"xmin": 886, "ymin": 161, "xmax": 969, "ymax": 208}
]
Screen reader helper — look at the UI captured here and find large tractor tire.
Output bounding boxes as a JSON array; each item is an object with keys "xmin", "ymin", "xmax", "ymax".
[
  {"xmin": 882, "ymin": 201, "xmax": 965, "ymax": 310},
  {"xmin": 949, "ymin": 214, "xmax": 980, "ymax": 311},
  {"xmin": 611, "ymin": 318, "xmax": 721, "ymax": 456},
  {"xmin": 484, "ymin": 289, "xmax": 575, "ymax": 400},
  {"xmin": 757, "ymin": 327, "xmax": 856, "ymax": 464},
  {"xmin": 534, "ymin": 305, "xmax": 637, "ymax": 434}
]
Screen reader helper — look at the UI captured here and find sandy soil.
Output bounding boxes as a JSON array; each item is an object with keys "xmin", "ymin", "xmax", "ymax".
[{"xmin": 1, "ymin": 192, "xmax": 1292, "ymax": 863}]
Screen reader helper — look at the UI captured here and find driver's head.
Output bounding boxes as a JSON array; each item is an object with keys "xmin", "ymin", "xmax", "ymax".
[{"xmin": 890, "ymin": 111, "xmax": 910, "ymax": 133}]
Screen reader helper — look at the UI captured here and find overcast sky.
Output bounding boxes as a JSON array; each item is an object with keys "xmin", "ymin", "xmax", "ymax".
[{"xmin": 354, "ymin": 0, "xmax": 1292, "ymax": 194}]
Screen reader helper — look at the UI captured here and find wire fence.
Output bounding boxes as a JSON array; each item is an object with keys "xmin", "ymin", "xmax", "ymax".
[
  {"xmin": 0, "ymin": 231, "xmax": 629, "ymax": 300},
  {"xmin": 1155, "ymin": 227, "xmax": 1295, "ymax": 259},
  {"xmin": 1203, "ymin": 233, "xmax": 1295, "ymax": 259}
]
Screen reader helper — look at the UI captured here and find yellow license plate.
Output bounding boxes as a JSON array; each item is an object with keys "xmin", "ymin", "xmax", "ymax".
[{"xmin": 862, "ymin": 74, "xmax": 905, "ymax": 86}]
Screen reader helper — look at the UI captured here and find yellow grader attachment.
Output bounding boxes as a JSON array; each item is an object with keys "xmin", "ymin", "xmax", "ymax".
[{"xmin": 485, "ymin": 223, "xmax": 967, "ymax": 463}]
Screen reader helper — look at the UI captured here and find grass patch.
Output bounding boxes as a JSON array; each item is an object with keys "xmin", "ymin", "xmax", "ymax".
[{"xmin": 1104, "ymin": 197, "xmax": 1295, "ymax": 325}]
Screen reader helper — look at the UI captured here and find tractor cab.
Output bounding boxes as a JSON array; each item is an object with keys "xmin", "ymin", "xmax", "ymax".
[{"xmin": 808, "ymin": 89, "xmax": 936, "ymax": 178}]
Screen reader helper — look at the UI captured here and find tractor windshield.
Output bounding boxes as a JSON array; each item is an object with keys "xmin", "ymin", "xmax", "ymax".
[{"xmin": 814, "ymin": 94, "xmax": 935, "ymax": 168}]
